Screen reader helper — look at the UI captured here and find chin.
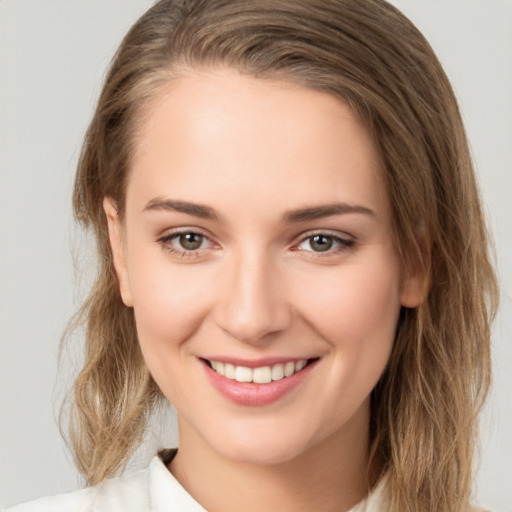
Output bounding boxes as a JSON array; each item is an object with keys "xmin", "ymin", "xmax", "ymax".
[
  {"xmin": 221, "ymin": 441, "xmax": 308, "ymax": 466},
  {"xmin": 203, "ymin": 421, "xmax": 320, "ymax": 467}
]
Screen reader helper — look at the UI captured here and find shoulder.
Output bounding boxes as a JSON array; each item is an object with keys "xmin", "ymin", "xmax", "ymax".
[
  {"xmin": 2, "ymin": 486, "xmax": 97, "ymax": 512},
  {"xmin": 3, "ymin": 466, "xmax": 149, "ymax": 512}
]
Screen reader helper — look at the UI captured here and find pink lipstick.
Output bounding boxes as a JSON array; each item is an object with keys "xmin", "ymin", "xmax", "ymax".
[{"xmin": 201, "ymin": 357, "xmax": 319, "ymax": 406}]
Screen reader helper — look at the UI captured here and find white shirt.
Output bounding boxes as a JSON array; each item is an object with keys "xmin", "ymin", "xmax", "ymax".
[{"xmin": 4, "ymin": 452, "xmax": 388, "ymax": 512}]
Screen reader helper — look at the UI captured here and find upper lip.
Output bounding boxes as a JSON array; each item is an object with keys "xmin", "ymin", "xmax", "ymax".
[{"xmin": 200, "ymin": 356, "xmax": 317, "ymax": 368}]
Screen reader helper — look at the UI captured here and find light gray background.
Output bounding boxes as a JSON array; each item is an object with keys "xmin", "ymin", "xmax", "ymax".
[{"xmin": 1, "ymin": 1, "xmax": 511, "ymax": 509}]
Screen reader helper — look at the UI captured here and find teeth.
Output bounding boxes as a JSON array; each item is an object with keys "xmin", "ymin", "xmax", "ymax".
[
  {"xmin": 209, "ymin": 359, "xmax": 309, "ymax": 383},
  {"xmin": 284, "ymin": 361, "xmax": 295, "ymax": 377},
  {"xmin": 271, "ymin": 364, "xmax": 284, "ymax": 381},
  {"xmin": 225, "ymin": 363, "xmax": 236, "ymax": 379},
  {"xmin": 235, "ymin": 366, "xmax": 252, "ymax": 382},
  {"xmin": 295, "ymin": 360, "xmax": 307, "ymax": 371},
  {"xmin": 253, "ymin": 366, "xmax": 272, "ymax": 384}
]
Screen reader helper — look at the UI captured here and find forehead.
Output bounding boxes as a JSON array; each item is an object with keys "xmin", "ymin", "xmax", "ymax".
[{"xmin": 127, "ymin": 68, "xmax": 388, "ymax": 220}]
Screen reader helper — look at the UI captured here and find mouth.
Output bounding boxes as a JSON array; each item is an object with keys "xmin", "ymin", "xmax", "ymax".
[
  {"xmin": 201, "ymin": 357, "xmax": 320, "ymax": 406},
  {"xmin": 202, "ymin": 358, "xmax": 319, "ymax": 384}
]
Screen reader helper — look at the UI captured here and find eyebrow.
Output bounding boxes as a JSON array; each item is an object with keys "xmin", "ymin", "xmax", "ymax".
[
  {"xmin": 143, "ymin": 197, "xmax": 375, "ymax": 222},
  {"xmin": 143, "ymin": 197, "xmax": 219, "ymax": 220},
  {"xmin": 283, "ymin": 203, "xmax": 375, "ymax": 223}
]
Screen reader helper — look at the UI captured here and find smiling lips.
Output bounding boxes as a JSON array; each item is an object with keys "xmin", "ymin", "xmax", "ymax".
[{"xmin": 202, "ymin": 357, "xmax": 318, "ymax": 406}]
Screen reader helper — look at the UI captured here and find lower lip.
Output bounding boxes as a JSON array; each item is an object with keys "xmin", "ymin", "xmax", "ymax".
[{"xmin": 202, "ymin": 359, "xmax": 319, "ymax": 406}]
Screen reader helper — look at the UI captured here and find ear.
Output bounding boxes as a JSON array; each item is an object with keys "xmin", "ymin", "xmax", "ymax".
[
  {"xmin": 400, "ymin": 225, "xmax": 431, "ymax": 308},
  {"xmin": 103, "ymin": 197, "xmax": 133, "ymax": 307},
  {"xmin": 399, "ymin": 270, "xmax": 427, "ymax": 308}
]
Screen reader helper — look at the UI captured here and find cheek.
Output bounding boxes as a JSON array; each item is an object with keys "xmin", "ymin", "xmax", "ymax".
[
  {"xmin": 127, "ymin": 254, "xmax": 212, "ymax": 354},
  {"xmin": 127, "ymin": 258, "xmax": 217, "ymax": 405},
  {"xmin": 296, "ymin": 255, "xmax": 401, "ymax": 367},
  {"xmin": 303, "ymin": 261, "xmax": 401, "ymax": 433}
]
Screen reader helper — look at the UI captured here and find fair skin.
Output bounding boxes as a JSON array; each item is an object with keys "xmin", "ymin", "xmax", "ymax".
[{"xmin": 105, "ymin": 68, "xmax": 422, "ymax": 512}]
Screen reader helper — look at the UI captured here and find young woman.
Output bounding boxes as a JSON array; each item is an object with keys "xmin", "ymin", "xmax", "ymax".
[{"xmin": 5, "ymin": 1, "xmax": 498, "ymax": 511}]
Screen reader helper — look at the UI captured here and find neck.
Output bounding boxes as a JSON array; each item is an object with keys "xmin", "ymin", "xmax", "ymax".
[{"xmin": 169, "ymin": 408, "xmax": 374, "ymax": 512}]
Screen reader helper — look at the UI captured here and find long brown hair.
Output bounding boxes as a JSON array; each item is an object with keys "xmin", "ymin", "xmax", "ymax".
[{"xmin": 66, "ymin": 1, "xmax": 498, "ymax": 510}]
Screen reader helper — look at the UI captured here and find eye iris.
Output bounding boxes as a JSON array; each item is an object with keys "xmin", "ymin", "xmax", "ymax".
[
  {"xmin": 310, "ymin": 235, "xmax": 333, "ymax": 252},
  {"xmin": 179, "ymin": 233, "xmax": 203, "ymax": 250}
]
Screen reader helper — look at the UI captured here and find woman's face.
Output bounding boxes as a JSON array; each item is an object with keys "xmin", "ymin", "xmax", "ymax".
[{"xmin": 105, "ymin": 69, "xmax": 421, "ymax": 466}]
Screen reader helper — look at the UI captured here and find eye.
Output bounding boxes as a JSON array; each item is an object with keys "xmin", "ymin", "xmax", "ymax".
[
  {"xmin": 157, "ymin": 230, "xmax": 214, "ymax": 255},
  {"xmin": 176, "ymin": 232, "xmax": 206, "ymax": 251},
  {"xmin": 297, "ymin": 233, "xmax": 354, "ymax": 253}
]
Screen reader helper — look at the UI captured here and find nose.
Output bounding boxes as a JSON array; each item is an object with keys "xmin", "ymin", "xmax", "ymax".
[{"xmin": 213, "ymin": 249, "xmax": 292, "ymax": 344}]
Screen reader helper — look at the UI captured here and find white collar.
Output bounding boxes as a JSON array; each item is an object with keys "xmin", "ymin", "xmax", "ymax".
[
  {"xmin": 149, "ymin": 454, "xmax": 207, "ymax": 511},
  {"xmin": 148, "ymin": 453, "xmax": 387, "ymax": 512}
]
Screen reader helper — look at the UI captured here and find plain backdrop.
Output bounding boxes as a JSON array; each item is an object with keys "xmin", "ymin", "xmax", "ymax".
[{"xmin": 1, "ymin": 1, "xmax": 511, "ymax": 509}]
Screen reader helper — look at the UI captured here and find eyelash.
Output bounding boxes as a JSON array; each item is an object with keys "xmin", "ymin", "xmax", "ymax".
[
  {"xmin": 156, "ymin": 230, "xmax": 355, "ymax": 259},
  {"xmin": 157, "ymin": 229, "xmax": 215, "ymax": 258},
  {"xmin": 295, "ymin": 232, "xmax": 355, "ymax": 256}
]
